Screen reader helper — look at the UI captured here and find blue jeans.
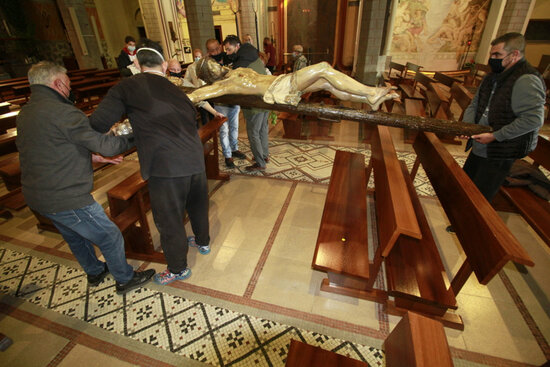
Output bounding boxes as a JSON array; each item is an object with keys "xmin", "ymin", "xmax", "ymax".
[
  {"xmin": 215, "ymin": 104, "xmax": 241, "ymax": 158},
  {"xmin": 40, "ymin": 201, "xmax": 134, "ymax": 284}
]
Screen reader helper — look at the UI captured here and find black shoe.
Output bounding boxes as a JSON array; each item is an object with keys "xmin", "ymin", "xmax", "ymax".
[
  {"xmin": 225, "ymin": 157, "xmax": 236, "ymax": 168},
  {"xmin": 87, "ymin": 262, "xmax": 109, "ymax": 287},
  {"xmin": 245, "ymin": 163, "xmax": 266, "ymax": 172},
  {"xmin": 232, "ymin": 150, "xmax": 247, "ymax": 160},
  {"xmin": 446, "ymin": 225, "xmax": 455, "ymax": 234},
  {"xmin": 264, "ymin": 156, "xmax": 270, "ymax": 163},
  {"xmin": 116, "ymin": 269, "xmax": 155, "ymax": 295}
]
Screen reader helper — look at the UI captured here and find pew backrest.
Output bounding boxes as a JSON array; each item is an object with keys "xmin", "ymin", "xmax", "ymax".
[
  {"xmin": 372, "ymin": 126, "xmax": 421, "ymax": 255},
  {"xmin": 413, "ymin": 132, "xmax": 534, "ymax": 285},
  {"xmin": 529, "ymin": 135, "xmax": 550, "ymax": 171},
  {"xmin": 450, "ymin": 82, "xmax": 473, "ymax": 121}
]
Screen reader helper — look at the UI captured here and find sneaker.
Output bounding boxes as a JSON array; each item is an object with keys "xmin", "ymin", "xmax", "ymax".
[
  {"xmin": 446, "ymin": 225, "xmax": 455, "ymax": 234},
  {"xmin": 232, "ymin": 150, "xmax": 247, "ymax": 160},
  {"xmin": 115, "ymin": 269, "xmax": 155, "ymax": 294},
  {"xmin": 225, "ymin": 157, "xmax": 236, "ymax": 168},
  {"xmin": 245, "ymin": 163, "xmax": 266, "ymax": 172},
  {"xmin": 154, "ymin": 268, "xmax": 191, "ymax": 285},
  {"xmin": 188, "ymin": 236, "xmax": 211, "ymax": 255},
  {"xmin": 87, "ymin": 262, "xmax": 109, "ymax": 286}
]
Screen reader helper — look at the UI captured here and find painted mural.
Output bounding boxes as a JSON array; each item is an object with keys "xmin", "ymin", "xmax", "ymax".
[{"xmin": 390, "ymin": 0, "xmax": 491, "ymax": 69}]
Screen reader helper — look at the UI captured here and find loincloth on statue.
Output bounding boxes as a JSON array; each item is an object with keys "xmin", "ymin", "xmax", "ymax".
[{"xmin": 263, "ymin": 73, "xmax": 302, "ymax": 106}]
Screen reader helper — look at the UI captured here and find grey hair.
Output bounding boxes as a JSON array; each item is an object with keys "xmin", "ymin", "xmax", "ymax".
[{"xmin": 28, "ymin": 61, "xmax": 67, "ymax": 86}]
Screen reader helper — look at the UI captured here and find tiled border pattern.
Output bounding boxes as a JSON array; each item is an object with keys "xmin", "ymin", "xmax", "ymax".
[
  {"xmin": 0, "ymin": 303, "xmax": 175, "ymax": 367},
  {"xmin": 0, "ymin": 247, "xmax": 385, "ymax": 366}
]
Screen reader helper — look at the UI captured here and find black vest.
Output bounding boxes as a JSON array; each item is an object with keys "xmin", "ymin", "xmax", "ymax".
[{"xmin": 475, "ymin": 59, "xmax": 542, "ymax": 159}]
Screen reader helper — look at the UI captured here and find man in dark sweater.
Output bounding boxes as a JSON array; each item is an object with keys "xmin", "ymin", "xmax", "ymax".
[
  {"xmin": 447, "ymin": 33, "xmax": 545, "ymax": 232},
  {"xmin": 17, "ymin": 61, "xmax": 154, "ymax": 294},
  {"xmin": 224, "ymin": 35, "xmax": 270, "ymax": 171},
  {"xmin": 90, "ymin": 39, "xmax": 210, "ymax": 286}
]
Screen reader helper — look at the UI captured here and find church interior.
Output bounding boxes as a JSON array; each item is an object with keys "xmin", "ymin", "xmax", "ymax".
[{"xmin": 0, "ymin": 0, "xmax": 549, "ymax": 366}]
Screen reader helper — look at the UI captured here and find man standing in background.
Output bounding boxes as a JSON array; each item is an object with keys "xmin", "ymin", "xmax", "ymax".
[{"xmin": 206, "ymin": 38, "xmax": 247, "ymax": 168}]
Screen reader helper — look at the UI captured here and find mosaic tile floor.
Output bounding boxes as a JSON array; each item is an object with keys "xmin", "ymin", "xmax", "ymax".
[
  {"xmin": 217, "ymin": 138, "xmax": 467, "ymax": 197},
  {"xmin": 0, "ymin": 247, "xmax": 385, "ymax": 366}
]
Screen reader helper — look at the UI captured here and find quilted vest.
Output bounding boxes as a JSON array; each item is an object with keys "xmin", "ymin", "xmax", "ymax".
[{"xmin": 475, "ymin": 59, "xmax": 543, "ymax": 159}]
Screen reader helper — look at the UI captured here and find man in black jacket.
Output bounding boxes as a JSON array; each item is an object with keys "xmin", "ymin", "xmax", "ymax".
[
  {"xmin": 223, "ymin": 35, "xmax": 270, "ymax": 171},
  {"xmin": 90, "ymin": 39, "xmax": 211, "ymax": 286},
  {"xmin": 17, "ymin": 61, "xmax": 155, "ymax": 294},
  {"xmin": 117, "ymin": 36, "xmax": 137, "ymax": 77}
]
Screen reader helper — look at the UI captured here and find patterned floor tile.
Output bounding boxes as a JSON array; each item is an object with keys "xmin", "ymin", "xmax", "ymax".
[{"xmin": 0, "ymin": 240, "xmax": 386, "ymax": 367}]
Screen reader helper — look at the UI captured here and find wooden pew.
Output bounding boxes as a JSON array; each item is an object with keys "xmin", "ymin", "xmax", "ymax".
[
  {"xmin": 492, "ymin": 135, "xmax": 550, "ymax": 248},
  {"xmin": 403, "ymin": 62, "xmax": 423, "ymax": 82},
  {"xmin": 74, "ymin": 80, "xmax": 118, "ymax": 103},
  {"xmin": 449, "ymin": 82, "xmax": 473, "ymax": 121},
  {"xmin": 0, "ymin": 102, "xmax": 11, "ymax": 115},
  {"xmin": 412, "ymin": 132, "xmax": 534, "ymax": 300},
  {"xmin": 0, "ymin": 111, "xmax": 19, "ymax": 134},
  {"xmin": 311, "ymin": 150, "xmax": 371, "ymax": 291},
  {"xmin": 386, "ymin": 62, "xmax": 406, "ymax": 85},
  {"xmin": 279, "ymin": 112, "xmax": 306, "ymax": 140},
  {"xmin": 286, "ymin": 311, "xmax": 453, "ymax": 367},
  {"xmin": 0, "ymin": 129, "xmax": 17, "ymax": 156},
  {"xmin": 384, "ymin": 312, "xmax": 454, "ymax": 367},
  {"xmin": 285, "ymin": 339, "xmax": 367, "ymax": 367}
]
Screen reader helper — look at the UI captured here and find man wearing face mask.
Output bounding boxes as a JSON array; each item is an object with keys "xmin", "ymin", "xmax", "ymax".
[
  {"xmin": 292, "ymin": 44, "xmax": 308, "ymax": 72},
  {"xmin": 205, "ymin": 38, "xmax": 246, "ymax": 168},
  {"xmin": 16, "ymin": 61, "xmax": 155, "ymax": 293},
  {"xmin": 90, "ymin": 39, "xmax": 212, "ymax": 286},
  {"xmin": 459, "ymin": 33, "xmax": 546, "ymax": 205}
]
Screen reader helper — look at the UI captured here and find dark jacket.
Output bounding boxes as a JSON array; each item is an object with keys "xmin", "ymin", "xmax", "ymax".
[
  {"xmin": 16, "ymin": 85, "xmax": 133, "ymax": 213},
  {"xmin": 476, "ymin": 60, "xmax": 544, "ymax": 158},
  {"xmin": 230, "ymin": 43, "xmax": 260, "ymax": 69},
  {"xmin": 89, "ymin": 72, "xmax": 204, "ymax": 180}
]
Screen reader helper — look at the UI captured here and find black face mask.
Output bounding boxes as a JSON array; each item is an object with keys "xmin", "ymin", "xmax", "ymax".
[
  {"xmin": 488, "ymin": 58, "xmax": 505, "ymax": 74},
  {"xmin": 67, "ymin": 90, "xmax": 76, "ymax": 103},
  {"xmin": 61, "ymin": 81, "xmax": 76, "ymax": 103},
  {"xmin": 169, "ymin": 71, "xmax": 183, "ymax": 78},
  {"xmin": 211, "ymin": 53, "xmax": 224, "ymax": 63}
]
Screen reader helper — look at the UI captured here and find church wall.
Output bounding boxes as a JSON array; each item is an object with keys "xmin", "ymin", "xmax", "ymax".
[
  {"xmin": 524, "ymin": 0, "xmax": 550, "ymax": 68},
  {"xmin": 94, "ymin": 0, "xmax": 140, "ymax": 69}
]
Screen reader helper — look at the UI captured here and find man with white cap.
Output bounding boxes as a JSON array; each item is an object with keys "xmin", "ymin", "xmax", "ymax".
[{"xmin": 90, "ymin": 39, "xmax": 211, "ymax": 285}]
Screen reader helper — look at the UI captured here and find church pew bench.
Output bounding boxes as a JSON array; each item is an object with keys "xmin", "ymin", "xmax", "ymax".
[
  {"xmin": 67, "ymin": 67, "xmax": 97, "ymax": 76},
  {"xmin": 384, "ymin": 311, "xmax": 454, "ymax": 367},
  {"xmin": 403, "ymin": 98, "xmax": 426, "ymax": 144},
  {"xmin": 285, "ymin": 339, "xmax": 368, "ymax": 367},
  {"xmin": 385, "ymin": 158, "xmax": 457, "ymax": 317},
  {"xmin": 492, "ymin": 135, "xmax": 550, "ymax": 248},
  {"xmin": 311, "ymin": 150, "xmax": 371, "ymax": 291},
  {"xmin": 385, "ymin": 61, "xmax": 406, "ymax": 85},
  {"xmin": 312, "ymin": 126, "xmax": 423, "ymax": 304},
  {"xmin": 0, "ymin": 102, "xmax": 12, "ymax": 115},
  {"xmin": 278, "ymin": 112, "xmax": 306, "ymax": 140},
  {"xmin": 449, "ymin": 82, "xmax": 473, "ymax": 122},
  {"xmin": 74, "ymin": 80, "xmax": 119, "ymax": 103},
  {"xmin": 0, "ymin": 111, "xmax": 19, "ymax": 134},
  {"xmin": 286, "ymin": 310, "xmax": 453, "ymax": 367},
  {"xmin": 412, "ymin": 132, "xmax": 534, "ymax": 304},
  {"xmin": 0, "ymin": 129, "xmax": 17, "ymax": 156}
]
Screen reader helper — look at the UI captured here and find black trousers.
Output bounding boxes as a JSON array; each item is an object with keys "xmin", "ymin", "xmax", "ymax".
[
  {"xmin": 462, "ymin": 152, "xmax": 514, "ymax": 202},
  {"xmin": 148, "ymin": 172, "xmax": 210, "ymax": 273}
]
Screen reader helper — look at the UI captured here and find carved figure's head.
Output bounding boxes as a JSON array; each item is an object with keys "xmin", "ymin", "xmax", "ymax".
[{"xmin": 196, "ymin": 57, "xmax": 229, "ymax": 84}]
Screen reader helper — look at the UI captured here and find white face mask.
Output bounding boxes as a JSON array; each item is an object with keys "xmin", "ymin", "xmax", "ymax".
[
  {"xmin": 128, "ymin": 45, "xmax": 136, "ymax": 52},
  {"xmin": 194, "ymin": 56, "xmax": 201, "ymax": 61}
]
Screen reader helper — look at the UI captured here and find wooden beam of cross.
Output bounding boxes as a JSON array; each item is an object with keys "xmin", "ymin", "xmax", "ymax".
[{"xmin": 204, "ymin": 94, "xmax": 491, "ymax": 137}]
